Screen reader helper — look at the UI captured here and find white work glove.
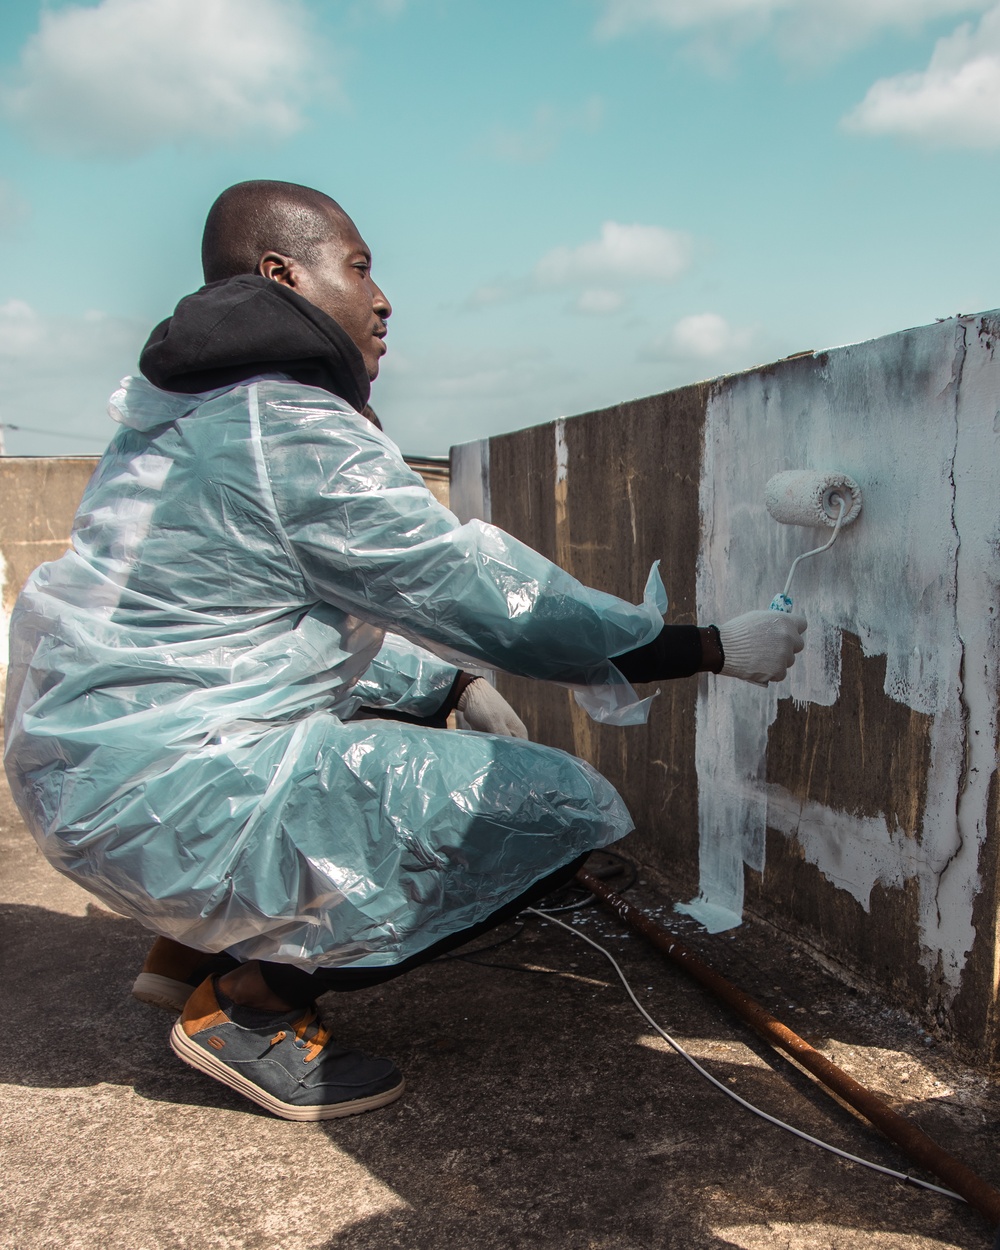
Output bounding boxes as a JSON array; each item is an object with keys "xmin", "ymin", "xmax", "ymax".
[
  {"xmin": 456, "ymin": 678, "xmax": 529, "ymax": 738},
  {"xmin": 718, "ymin": 610, "xmax": 807, "ymax": 686}
]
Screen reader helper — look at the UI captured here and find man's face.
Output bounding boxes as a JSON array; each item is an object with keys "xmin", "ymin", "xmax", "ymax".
[{"xmin": 284, "ymin": 211, "xmax": 391, "ymax": 380}]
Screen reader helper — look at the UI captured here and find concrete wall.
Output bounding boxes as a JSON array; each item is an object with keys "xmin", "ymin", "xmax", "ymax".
[
  {"xmin": 0, "ymin": 458, "xmax": 99, "ymax": 682},
  {"xmin": 401, "ymin": 454, "xmax": 450, "ymax": 510},
  {"xmin": 451, "ymin": 312, "xmax": 1000, "ymax": 1064}
]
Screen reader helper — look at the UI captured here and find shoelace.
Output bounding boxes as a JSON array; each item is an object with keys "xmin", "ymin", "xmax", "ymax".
[{"xmin": 268, "ymin": 1009, "xmax": 332, "ymax": 1063}]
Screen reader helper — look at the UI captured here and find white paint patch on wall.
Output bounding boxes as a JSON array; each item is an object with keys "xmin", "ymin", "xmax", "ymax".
[
  {"xmin": 766, "ymin": 783, "xmax": 921, "ymax": 909},
  {"xmin": 554, "ymin": 417, "xmax": 568, "ymax": 487},
  {"xmin": 686, "ymin": 314, "xmax": 1000, "ymax": 991}
]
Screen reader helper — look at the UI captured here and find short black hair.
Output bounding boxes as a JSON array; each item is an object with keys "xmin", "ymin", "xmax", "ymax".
[{"xmin": 201, "ymin": 180, "xmax": 346, "ymax": 283}]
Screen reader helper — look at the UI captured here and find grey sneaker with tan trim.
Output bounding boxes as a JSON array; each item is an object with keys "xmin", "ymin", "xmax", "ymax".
[{"xmin": 169, "ymin": 977, "xmax": 405, "ymax": 1121}]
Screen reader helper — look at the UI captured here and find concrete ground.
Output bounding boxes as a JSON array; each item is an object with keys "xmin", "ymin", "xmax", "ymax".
[{"xmin": 3, "ymin": 778, "xmax": 999, "ymax": 1250}]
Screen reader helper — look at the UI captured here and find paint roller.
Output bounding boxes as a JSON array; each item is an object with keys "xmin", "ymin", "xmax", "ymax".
[{"xmin": 764, "ymin": 470, "xmax": 862, "ymax": 612}]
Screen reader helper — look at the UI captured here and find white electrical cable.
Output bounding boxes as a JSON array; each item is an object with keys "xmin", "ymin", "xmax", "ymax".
[{"xmin": 526, "ymin": 907, "xmax": 966, "ymax": 1206}]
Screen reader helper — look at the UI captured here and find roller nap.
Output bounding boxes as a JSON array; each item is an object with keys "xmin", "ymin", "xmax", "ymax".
[{"xmin": 764, "ymin": 471, "xmax": 862, "ymax": 529}]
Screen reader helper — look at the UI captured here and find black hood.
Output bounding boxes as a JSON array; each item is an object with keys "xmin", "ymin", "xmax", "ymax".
[{"xmin": 139, "ymin": 275, "xmax": 371, "ymax": 412}]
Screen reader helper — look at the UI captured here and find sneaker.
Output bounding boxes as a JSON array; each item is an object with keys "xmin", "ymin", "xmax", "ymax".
[
  {"xmin": 169, "ymin": 977, "xmax": 405, "ymax": 1121},
  {"xmin": 132, "ymin": 937, "xmax": 240, "ymax": 1012}
]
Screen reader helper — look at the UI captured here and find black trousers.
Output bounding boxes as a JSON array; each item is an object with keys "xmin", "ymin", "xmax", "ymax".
[{"xmin": 258, "ymin": 853, "xmax": 588, "ymax": 1006}]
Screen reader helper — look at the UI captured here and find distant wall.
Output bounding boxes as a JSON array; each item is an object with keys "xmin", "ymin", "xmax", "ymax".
[
  {"xmin": 0, "ymin": 458, "xmax": 99, "ymax": 682},
  {"xmin": 403, "ymin": 455, "xmax": 450, "ymax": 510},
  {"xmin": 451, "ymin": 312, "xmax": 1000, "ymax": 1064}
]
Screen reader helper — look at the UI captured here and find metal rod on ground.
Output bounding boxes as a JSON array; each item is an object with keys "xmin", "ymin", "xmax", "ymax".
[{"xmin": 575, "ymin": 866, "xmax": 1000, "ymax": 1229}]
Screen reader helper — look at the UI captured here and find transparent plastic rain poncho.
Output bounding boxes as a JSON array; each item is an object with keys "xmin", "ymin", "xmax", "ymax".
[{"xmin": 4, "ymin": 376, "xmax": 666, "ymax": 969}]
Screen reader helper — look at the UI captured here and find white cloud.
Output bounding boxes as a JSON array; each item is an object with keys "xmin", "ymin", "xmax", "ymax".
[
  {"xmin": 2, "ymin": 0, "xmax": 327, "ymax": 158},
  {"xmin": 573, "ymin": 288, "xmax": 626, "ymax": 315},
  {"xmin": 535, "ymin": 221, "xmax": 691, "ymax": 286},
  {"xmin": 486, "ymin": 97, "xmax": 604, "ymax": 164},
  {"xmin": 844, "ymin": 5, "xmax": 1000, "ymax": 145},
  {"xmin": 469, "ymin": 221, "xmax": 692, "ymax": 308},
  {"xmin": 595, "ymin": 0, "xmax": 991, "ymax": 60},
  {"xmin": 641, "ymin": 312, "xmax": 754, "ymax": 362},
  {"xmin": 0, "ymin": 299, "xmax": 146, "ymax": 454}
]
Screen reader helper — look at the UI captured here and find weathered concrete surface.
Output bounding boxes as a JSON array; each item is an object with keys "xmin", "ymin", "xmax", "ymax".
[
  {"xmin": 451, "ymin": 311, "xmax": 1000, "ymax": 1065},
  {"xmin": 482, "ymin": 387, "xmax": 708, "ymax": 904},
  {"xmin": 403, "ymin": 453, "xmax": 450, "ymax": 510},
  {"xmin": 0, "ymin": 457, "xmax": 98, "ymax": 674},
  {"xmin": 3, "ymin": 764, "xmax": 1000, "ymax": 1249}
]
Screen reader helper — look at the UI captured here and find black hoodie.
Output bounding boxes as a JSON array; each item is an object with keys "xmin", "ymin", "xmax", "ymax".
[{"xmin": 139, "ymin": 275, "xmax": 371, "ymax": 414}]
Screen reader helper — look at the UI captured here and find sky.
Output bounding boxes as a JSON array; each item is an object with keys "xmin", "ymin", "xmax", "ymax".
[{"xmin": 1, "ymin": 0, "xmax": 999, "ymax": 458}]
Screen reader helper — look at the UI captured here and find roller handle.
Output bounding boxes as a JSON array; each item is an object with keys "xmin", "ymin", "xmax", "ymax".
[{"xmin": 769, "ymin": 494, "xmax": 848, "ymax": 613}]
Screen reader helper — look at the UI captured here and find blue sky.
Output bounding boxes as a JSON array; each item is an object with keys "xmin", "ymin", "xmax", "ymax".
[{"xmin": 1, "ymin": 0, "xmax": 998, "ymax": 457}]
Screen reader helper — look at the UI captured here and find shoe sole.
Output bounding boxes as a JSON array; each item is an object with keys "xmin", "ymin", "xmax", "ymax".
[
  {"xmin": 133, "ymin": 972, "xmax": 191, "ymax": 1013},
  {"xmin": 168, "ymin": 1019, "xmax": 406, "ymax": 1121}
]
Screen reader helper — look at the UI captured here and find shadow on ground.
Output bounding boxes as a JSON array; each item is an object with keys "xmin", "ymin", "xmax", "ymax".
[{"xmin": 3, "ymin": 890, "xmax": 994, "ymax": 1250}]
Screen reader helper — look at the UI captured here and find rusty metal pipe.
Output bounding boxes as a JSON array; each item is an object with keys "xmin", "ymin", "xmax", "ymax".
[{"xmin": 575, "ymin": 866, "xmax": 1000, "ymax": 1229}]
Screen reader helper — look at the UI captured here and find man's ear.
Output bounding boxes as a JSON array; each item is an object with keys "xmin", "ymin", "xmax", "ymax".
[{"xmin": 258, "ymin": 252, "xmax": 298, "ymax": 287}]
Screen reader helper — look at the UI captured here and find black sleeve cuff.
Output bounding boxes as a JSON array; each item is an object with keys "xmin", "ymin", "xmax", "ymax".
[
  {"xmin": 612, "ymin": 625, "xmax": 702, "ymax": 684},
  {"xmin": 439, "ymin": 670, "xmax": 477, "ymax": 716}
]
